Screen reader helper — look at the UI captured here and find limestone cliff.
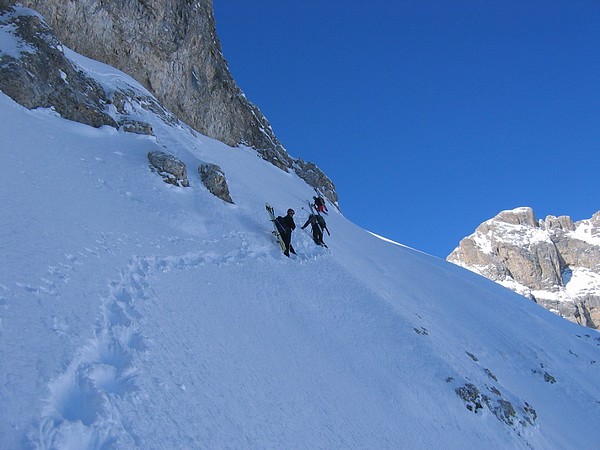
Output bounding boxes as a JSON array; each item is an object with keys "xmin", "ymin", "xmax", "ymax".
[
  {"xmin": 5, "ymin": 0, "xmax": 337, "ymax": 204},
  {"xmin": 448, "ymin": 207, "xmax": 600, "ymax": 329}
]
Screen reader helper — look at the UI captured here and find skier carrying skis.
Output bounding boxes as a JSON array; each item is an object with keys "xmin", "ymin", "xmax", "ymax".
[
  {"xmin": 302, "ymin": 213, "xmax": 329, "ymax": 247},
  {"xmin": 275, "ymin": 208, "xmax": 297, "ymax": 256},
  {"xmin": 313, "ymin": 195, "xmax": 328, "ymax": 213}
]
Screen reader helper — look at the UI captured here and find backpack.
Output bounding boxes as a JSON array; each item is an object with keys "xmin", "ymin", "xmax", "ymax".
[
  {"xmin": 316, "ymin": 215, "xmax": 326, "ymax": 228},
  {"xmin": 275, "ymin": 216, "xmax": 286, "ymax": 234}
]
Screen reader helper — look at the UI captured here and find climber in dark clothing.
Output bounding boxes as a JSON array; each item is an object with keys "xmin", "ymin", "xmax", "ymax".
[
  {"xmin": 275, "ymin": 208, "xmax": 297, "ymax": 256},
  {"xmin": 302, "ymin": 214, "xmax": 329, "ymax": 247}
]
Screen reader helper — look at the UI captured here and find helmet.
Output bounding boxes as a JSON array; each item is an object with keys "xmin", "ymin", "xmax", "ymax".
[{"xmin": 287, "ymin": 209, "xmax": 295, "ymax": 215}]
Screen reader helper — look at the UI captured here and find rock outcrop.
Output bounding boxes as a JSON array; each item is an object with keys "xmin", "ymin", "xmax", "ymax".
[
  {"xmin": 148, "ymin": 151, "xmax": 189, "ymax": 187},
  {"xmin": 448, "ymin": 207, "xmax": 600, "ymax": 329},
  {"xmin": 0, "ymin": 3, "xmax": 179, "ymax": 134},
  {"xmin": 0, "ymin": 5, "xmax": 116, "ymax": 128},
  {"xmin": 198, "ymin": 163, "xmax": 233, "ymax": 204},
  {"xmin": 14, "ymin": 0, "xmax": 338, "ymax": 205}
]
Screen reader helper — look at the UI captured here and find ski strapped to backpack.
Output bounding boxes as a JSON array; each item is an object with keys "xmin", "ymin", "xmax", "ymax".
[{"xmin": 266, "ymin": 203, "xmax": 286, "ymax": 252}]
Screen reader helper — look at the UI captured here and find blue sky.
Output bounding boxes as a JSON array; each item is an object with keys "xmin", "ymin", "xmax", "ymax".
[{"xmin": 214, "ymin": 1, "xmax": 600, "ymax": 258}]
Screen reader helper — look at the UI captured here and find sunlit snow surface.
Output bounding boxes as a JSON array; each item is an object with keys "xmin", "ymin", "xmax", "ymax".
[
  {"xmin": 571, "ymin": 220, "xmax": 600, "ymax": 246},
  {"xmin": 1, "ymin": 24, "xmax": 600, "ymax": 450}
]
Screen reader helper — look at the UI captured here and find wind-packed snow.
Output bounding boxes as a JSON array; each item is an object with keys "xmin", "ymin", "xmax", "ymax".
[{"xmin": 1, "ymin": 41, "xmax": 600, "ymax": 450}]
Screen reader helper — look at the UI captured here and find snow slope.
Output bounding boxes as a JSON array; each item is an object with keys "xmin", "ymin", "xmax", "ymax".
[{"xmin": 1, "ymin": 43, "xmax": 600, "ymax": 450}]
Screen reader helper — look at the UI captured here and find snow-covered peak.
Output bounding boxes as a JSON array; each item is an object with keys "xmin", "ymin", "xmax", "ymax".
[{"xmin": 448, "ymin": 207, "xmax": 600, "ymax": 331}]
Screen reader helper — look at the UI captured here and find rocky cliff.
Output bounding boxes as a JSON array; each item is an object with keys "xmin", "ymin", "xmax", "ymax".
[
  {"xmin": 1, "ymin": 0, "xmax": 337, "ymax": 204},
  {"xmin": 447, "ymin": 207, "xmax": 600, "ymax": 329}
]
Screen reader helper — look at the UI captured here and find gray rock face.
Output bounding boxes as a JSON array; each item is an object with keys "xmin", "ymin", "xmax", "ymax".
[
  {"xmin": 198, "ymin": 163, "xmax": 233, "ymax": 204},
  {"xmin": 148, "ymin": 151, "xmax": 189, "ymax": 187},
  {"xmin": 293, "ymin": 159, "xmax": 337, "ymax": 211},
  {"xmin": 16, "ymin": 0, "xmax": 338, "ymax": 205},
  {"xmin": 448, "ymin": 207, "xmax": 600, "ymax": 329},
  {"xmin": 0, "ymin": 5, "xmax": 116, "ymax": 128},
  {"xmin": 0, "ymin": 4, "xmax": 178, "ymax": 135}
]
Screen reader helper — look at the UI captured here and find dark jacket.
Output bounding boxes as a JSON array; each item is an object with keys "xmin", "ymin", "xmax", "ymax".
[
  {"xmin": 303, "ymin": 215, "xmax": 328, "ymax": 232},
  {"xmin": 276, "ymin": 214, "xmax": 296, "ymax": 234},
  {"xmin": 302, "ymin": 214, "xmax": 327, "ymax": 246},
  {"xmin": 302, "ymin": 214, "xmax": 320, "ymax": 230}
]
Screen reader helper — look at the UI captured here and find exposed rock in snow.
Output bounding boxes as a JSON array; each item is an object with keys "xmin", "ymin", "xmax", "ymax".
[
  {"xmin": 198, "ymin": 163, "xmax": 233, "ymax": 204},
  {"xmin": 148, "ymin": 151, "xmax": 189, "ymax": 188},
  {"xmin": 0, "ymin": 5, "xmax": 116, "ymax": 128}
]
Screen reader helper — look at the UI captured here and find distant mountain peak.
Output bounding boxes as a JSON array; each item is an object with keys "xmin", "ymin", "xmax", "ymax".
[{"xmin": 448, "ymin": 207, "xmax": 600, "ymax": 329}]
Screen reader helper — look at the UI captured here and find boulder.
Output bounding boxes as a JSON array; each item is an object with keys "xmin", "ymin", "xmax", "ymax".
[
  {"xmin": 198, "ymin": 163, "xmax": 233, "ymax": 204},
  {"xmin": 148, "ymin": 151, "xmax": 189, "ymax": 187}
]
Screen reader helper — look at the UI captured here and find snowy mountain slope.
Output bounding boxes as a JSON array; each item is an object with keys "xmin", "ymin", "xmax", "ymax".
[{"xmin": 1, "ymin": 39, "xmax": 600, "ymax": 450}]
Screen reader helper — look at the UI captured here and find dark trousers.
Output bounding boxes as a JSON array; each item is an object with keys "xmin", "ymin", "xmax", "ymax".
[
  {"xmin": 311, "ymin": 225, "xmax": 323, "ymax": 245},
  {"xmin": 281, "ymin": 230, "xmax": 291, "ymax": 250}
]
